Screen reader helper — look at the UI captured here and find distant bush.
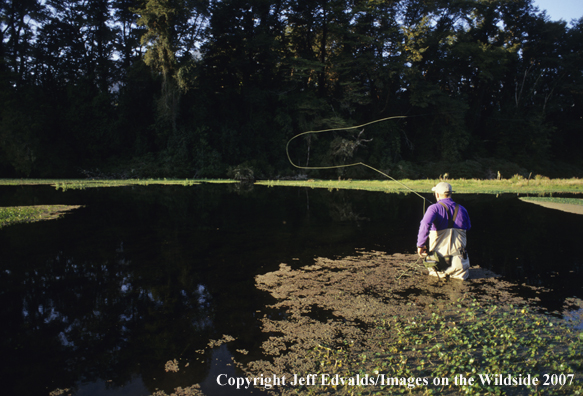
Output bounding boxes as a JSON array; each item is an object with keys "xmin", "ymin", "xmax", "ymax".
[
  {"xmin": 227, "ymin": 162, "xmax": 255, "ymax": 182},
  {"xmin": 510, "ymin": 173, "xmax": 525, "ymax": 182},
  {"xmin": 421, "ymin": 160, "xmax": 485, "ymax": 179},
  {"xmin": 387, "ymin": 161, "xmax": 422, "ymax": 179},
  {"xmin": 414, "ymin": 158, "xmax": 530, "ymax": 180}
]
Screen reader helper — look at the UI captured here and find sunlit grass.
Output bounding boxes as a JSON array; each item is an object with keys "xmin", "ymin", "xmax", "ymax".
[
  {"xmin": 0, "ymin": 178, "xmax": 237, "ymax": 191},
  {"xmin": 0, "ymin": 205, "xmax": 81, "ymax": 228},
  {"xmin": 520, "ymin": 197, "xmax": 583, "ymax": 206},
  {"xmin": 0, "ymin": 177, "xmax": 581, "ymax": 194},
  {"xmin": 258, "ymin": 178, "xmax": 583, "ymax": 194}
]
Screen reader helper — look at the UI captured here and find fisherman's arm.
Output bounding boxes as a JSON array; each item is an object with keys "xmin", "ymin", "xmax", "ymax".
[
  {"xmin": 460, "ymin": 206, "xmax": 471, "ymax": 230},
  {"xmin": 416, "ymin": 206, "xmax": 437, "ymax": 256}
]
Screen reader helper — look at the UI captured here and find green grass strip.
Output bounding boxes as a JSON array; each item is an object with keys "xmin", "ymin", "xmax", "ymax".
[
  {"xmin": 0, "ymin": 205, "xmax": 81, "ymax": 228},
  {"xmin": 520, "ymin": 197, "xmax": 583, "ymax": 206},
  {"xmin": 258, "ymin": 178, "xmax": 583, "ymax": 195},
  {"xmin": 1, "ymin": 178, "xmax": 582, "ymax": 194},
  {"xmin": 0, "ymin": 178, "xmax": 237, "ymax": 191},
  {"xmin": 0, "ymin": 206, "xmax": 43, "ymax": 228}
]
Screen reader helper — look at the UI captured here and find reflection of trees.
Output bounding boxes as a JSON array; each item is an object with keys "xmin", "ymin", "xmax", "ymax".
[
  {"xmin": 3, "ymin": 184, "xmax": 417, "ymax": 395},
  {"xmin": 0, "ymin": 183, "xmax": 276, "ymax": 396},
  {"xmin": 323, "ymin": 190, "xmax": 371, "ymax": 225},
  {"xmin": 2, "ymin": 244, "xmax": 216, "ymax": 395},
  {"xmin": 328, "ymin": 200, "xmax": 369, "ymax": 224}
]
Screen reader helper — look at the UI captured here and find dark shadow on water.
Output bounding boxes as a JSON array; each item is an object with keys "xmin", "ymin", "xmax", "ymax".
[
  {"xmin": 199, "ymin": 345, "xmax": 268, "ymax": 395},
  {"xmin": 74, "ymin": 376, "xmax": 150, "ymax": 396}
]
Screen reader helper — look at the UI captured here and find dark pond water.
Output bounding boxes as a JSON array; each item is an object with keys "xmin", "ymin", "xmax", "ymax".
[{"xmin": 1, "ymin": 184, "xmax": 581, "ymax": 396}]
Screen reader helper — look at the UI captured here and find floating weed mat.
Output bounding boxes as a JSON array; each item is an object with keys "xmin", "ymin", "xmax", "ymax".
[
  {"xmin": 245, "ymin": 252, "xmax": 582, "ymax": 396},
  {"xmin": 300, "ymin": 302, "xmax": 583, "ymax": 395},
  {"xmin": 0, "ymin": 205, "xmax": 81, "ymax": 228}
]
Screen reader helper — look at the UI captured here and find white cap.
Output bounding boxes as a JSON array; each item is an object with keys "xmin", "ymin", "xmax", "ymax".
[{"xmin": 431, "ymin": 182, "xmax": 452, "ymax": 194}]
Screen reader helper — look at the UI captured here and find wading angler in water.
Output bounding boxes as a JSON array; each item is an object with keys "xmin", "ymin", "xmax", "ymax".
[{"xmin": 417, "ymin": 182, "xmax": 471, "ymax": 280}]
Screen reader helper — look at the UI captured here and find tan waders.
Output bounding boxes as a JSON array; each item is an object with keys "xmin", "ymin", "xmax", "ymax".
[{"xmin": 424, "ymin": 203, "xmax": 470, "ymax": 280}]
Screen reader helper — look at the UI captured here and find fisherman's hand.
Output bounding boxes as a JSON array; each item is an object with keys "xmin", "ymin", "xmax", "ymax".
[{"xmin": 417, "ymin": 246, "xmax": 427, "ymax": 257}]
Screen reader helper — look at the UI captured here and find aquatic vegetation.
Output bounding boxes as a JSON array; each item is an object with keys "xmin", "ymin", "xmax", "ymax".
[
  {"xmin": 248, "ymin": 251, "xmax": 583, "ymax": 396},
  {"xmin": 0, "ymin": 205, "xmax": 81, "ymax": 228},
  {"xmin": 302, "ymin": 302, "xmax": 583, "ymax": 395}
]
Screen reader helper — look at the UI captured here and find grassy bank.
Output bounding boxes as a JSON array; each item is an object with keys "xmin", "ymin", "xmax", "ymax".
[
  {"xmin": 0, "ymin": 205, "xmax": 82, "ymax": 228},
  {"xmin": 518, "ymin": 197, "xmax": 583, "ymax": 215},
  {"xmin": 519, "ymin": 197, "xmax": 583, "ymax": 206},
  {"xmin": 1, "ymin": 177, "xmax": 582, "ymax": 194},
  {"xmin": 0, "ymin": 178, "xmax": 237, "ymax": 191},
  {"xmin": 258, "ymin": 178, "xmax": 583, "ymax": 195}
]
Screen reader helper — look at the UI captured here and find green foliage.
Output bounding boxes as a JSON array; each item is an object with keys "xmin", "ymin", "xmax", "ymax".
[
  {"xmin": 257, "ymin": 177, "xmax": 583, "ymax": 195},
  {"xmin": 134, "ymin": 0, "xmax": 178, "ymax": 77},
  {"xmin": 0, "ymin": 205, "xmax": 80, "ymax": 228},
  {"xmin": 0, "ymin": 94, "xmax": 40, "ymax": 176},
  {"xmin": 0, "ymin": 206, "xmax": 43, "ymax": 228},
  {"xmin": 227, "ymin": 162, "xmax": 255, "ymax": 182},
  {"xmin": 387, "ymin": 161, "xmax": 422, "ymax": 180},
  {"xmin": 1, "ymin": 0, "xmax": 583, "ymax": 178},
  {"xmin": 190, "ymin": 127, "xmax": 225, "ymax": 178},
  {"xmin": 298, "ymin": 301, "xmax": 583, "ymax": 395},
  {"xmin": 520, "ymin": 197, "xmax": 583, "ymax": 206}
]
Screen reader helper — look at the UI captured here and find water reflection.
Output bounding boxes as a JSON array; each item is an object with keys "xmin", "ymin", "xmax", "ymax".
[
  {"xmin": 75, "ymin": 376, "xmax": 150, "ymax": 396},
  {"xmin": 199, "ymin": 345, "xmax": 263, "ymax": 395},
  {"xmin": 0, "ymin": 184, "xmax": 581, "ymax": 396}
]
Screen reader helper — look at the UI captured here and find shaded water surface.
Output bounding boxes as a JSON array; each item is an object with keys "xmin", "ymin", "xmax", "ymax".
[{"xmin": 0, "ymin": 184, "xmax": 581, "ymax": 396}]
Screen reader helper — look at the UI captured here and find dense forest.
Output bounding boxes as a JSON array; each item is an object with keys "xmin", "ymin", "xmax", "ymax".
[{"xmin": 1, "ymin": 0, "xmax": 582, "ymax": 179}]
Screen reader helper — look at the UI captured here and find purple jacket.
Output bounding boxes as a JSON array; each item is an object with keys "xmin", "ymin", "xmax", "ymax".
[{"xmin": 416, "ymin": 198, "xmax": 471, "ymax": 247}]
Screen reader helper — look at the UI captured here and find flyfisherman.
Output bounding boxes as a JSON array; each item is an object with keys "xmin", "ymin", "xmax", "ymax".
[{"xmin": 417, "ymin": 182, "xmax": 471, "ymax": 280}]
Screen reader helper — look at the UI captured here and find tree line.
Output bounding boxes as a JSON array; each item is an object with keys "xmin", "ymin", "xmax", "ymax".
[{"xmin": 1, "ymin": 0, "xmax": 582, "ymax": 179}]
